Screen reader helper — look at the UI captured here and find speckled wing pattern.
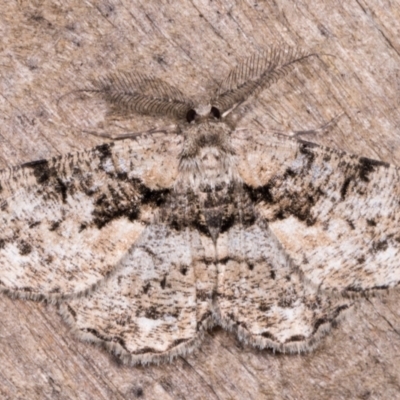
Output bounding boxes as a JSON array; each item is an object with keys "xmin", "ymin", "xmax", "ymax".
[{"xmin": 2, "ymin": 46, "xmax": 400, "ymax": 365}]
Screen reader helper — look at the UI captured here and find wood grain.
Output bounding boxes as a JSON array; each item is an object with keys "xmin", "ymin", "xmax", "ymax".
[{"xmin": 1, "ymin": 0, "xmax": 400, "ymax": 398}]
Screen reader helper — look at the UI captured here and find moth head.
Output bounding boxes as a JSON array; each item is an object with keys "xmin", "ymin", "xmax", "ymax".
[
  {"xmin": 181, "ymin": 99, "xmax": 235, "ymax": 160},
  {"xmin": 186, "ymin": 104, "xmax": 222, "ymax": 123}
]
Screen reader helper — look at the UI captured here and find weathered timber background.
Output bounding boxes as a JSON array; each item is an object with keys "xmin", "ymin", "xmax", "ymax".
[{"xmin": 1, "ymin": 1, "xmax": 400, "ymax": 399}]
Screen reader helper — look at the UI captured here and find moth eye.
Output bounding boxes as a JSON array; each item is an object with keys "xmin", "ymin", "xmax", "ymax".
[
  {"xmin": 210, "ymin": 106, "xmax": 221, "ymax": 119},
  {"xmin": 186, "ymin": 109, "xmax": 197, "ymax": 123}
]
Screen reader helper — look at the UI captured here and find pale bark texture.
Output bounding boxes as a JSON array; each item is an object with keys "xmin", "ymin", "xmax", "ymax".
[{"xmin": 1, "ymin": 1, "xmax": 400, "ymax": 399}]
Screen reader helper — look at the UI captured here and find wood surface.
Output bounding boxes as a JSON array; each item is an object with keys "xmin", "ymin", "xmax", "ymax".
[{"xmin": 1, "ymin": 0, "xmax": 400, "ymax": 399}]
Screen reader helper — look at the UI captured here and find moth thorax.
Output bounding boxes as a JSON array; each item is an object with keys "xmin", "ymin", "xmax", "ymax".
[
  {"xmin": 199, "ymin": 146, "xmax": 224, "ymax": 171},
  {"xmin": 177, "ymin": 146, "xmax": 239, "ymax": 191}
]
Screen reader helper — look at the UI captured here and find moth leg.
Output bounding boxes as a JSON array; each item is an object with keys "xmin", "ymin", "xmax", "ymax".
[
  {"xmin": 291, "ymin": 113, "xmax": 344, "ymax": 138},
  {"xmin": 83, "ymin": 124, "xmax": 179, "ymax": 140},
  {"xmin": 59, "ymin": 224, "xmax": 213, "ymax": 365},
  {"xmin": 250, "ymin": 113, "xmax": 343, "ymax": 140},
  {"xmin": 214, "ymin": 219, "xmax": 350, "ymax": 353}
]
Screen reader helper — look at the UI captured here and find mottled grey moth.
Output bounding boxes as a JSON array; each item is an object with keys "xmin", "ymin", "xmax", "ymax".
[{"xmin": 1, "ymin": 47, "xmax": 399, "ymax": 365}]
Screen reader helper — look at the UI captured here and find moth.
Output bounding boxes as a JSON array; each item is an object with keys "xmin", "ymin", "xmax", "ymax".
[{"xmin": 1, "ymin": 47, "xmax": 399, "ymax": 365}]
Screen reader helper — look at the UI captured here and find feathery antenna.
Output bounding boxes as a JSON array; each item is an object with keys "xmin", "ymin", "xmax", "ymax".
[
  {"xmin": 95, "ymin": 72, "xmax": 195, "ymax": 120},
  {"xmin": 212, "ymin": 46, "xmax": 322, "ymax": 116}
]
